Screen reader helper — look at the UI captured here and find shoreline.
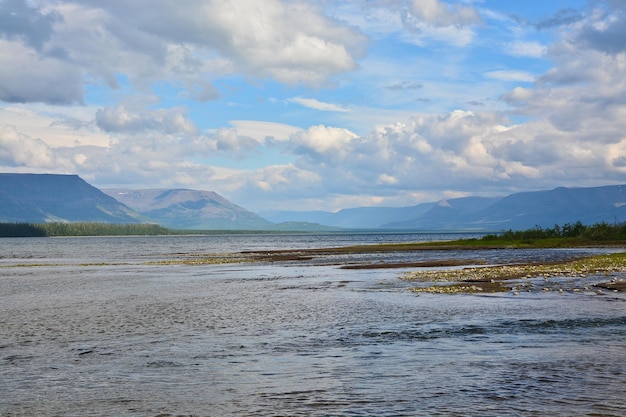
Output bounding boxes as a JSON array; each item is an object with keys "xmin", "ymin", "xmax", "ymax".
[
  {"xmin": 402, "ymin": 252, "xmax": 626, "ymax": 294},
  {"xmin": 243, "ymin": 244, "xmax": 626, "ymax": 293},
  {"xmin": 4, "ymin": 237, "xmax": 625, "ymax": 293}
]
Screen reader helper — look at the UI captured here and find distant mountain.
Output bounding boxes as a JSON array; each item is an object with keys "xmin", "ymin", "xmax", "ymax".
[
  {"xmin": 0, "ymin": 173, "xmax": 142, "ymax": 223},
  {"xmin": 268, "ymin": 185, "xmax": 626, "ymax": 231},
  {"xmin": 262, "ymin": 203, "xmax": 437, "ymax": 229},
  {"xmin": 384, "ymin": 197, "xmax": 499, "ymax": 230},
  {"xmin": 104, "ymin": 188, "xmax": 274, "ymax": 230},
  {"xmin": 457, "ymin": 185, "xmax": 626, "ymax": 230},
  {"xmin": 4, "ymin": 173, "xmax": 625, "ymax": 232}
]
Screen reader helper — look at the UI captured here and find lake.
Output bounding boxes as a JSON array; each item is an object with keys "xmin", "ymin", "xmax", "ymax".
[{"xmin": 1, "ymin": 233, "xmax": 625, "ymax": 416}]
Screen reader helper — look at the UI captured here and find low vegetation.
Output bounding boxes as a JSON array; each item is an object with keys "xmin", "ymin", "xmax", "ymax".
[
  {"xmin": 479, "ymin": 221, "xmax": 626, "ymax": 245},
  {"xmin": 404, "ymin": 221, "xmax": 626, "ymax": 249}
]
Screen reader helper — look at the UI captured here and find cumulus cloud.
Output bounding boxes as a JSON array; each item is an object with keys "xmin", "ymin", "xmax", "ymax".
[
  {"xmin": 0, "ymin": 125, "xmax": 60, "ymax": 169},
  {"xmin": 397, "ymin": 0, "xmax": 482, "ymax": 47},
  {"xmin": 106, "ymin": 0, "xmax": 368, "ymax": 85},
  {"xmin": 246, "ymin": 164, "xmax": 321, "ymax": 194},
  {"xmin": 0, "ymin": 0, "xmax": 61, "ymax": 50},
  {"xmin": 3, "ymin": 0, "xmax": 626, "ymax": 213},
  {"xmin": 575, "ymin": 2, "xmax": 626, "ymax": 54},
  {"xmin": 228, "ymin": 120, "xmax": 302, "ymax": 143},
  {"xmin": 289, "ymin": 125, "xmax": 359, "ymax": 158},
  {"xmin": 96, "ymin": 104, "xmax": 198, "ymax": 135},
  {"xmin": 0, "ymin": 40, "xmax": 83, "ymax": 104},
  {"xmin": 504, "ymin": 3, "xmax": 626, "ymax": 139},
  {"xmin": 213, "ymin": 128, "xmax": 260, "ymax": 156},
  {"xmin": 408, "ymin": 0, "xmax": 481, "ymax": 28},
  {"xmin": 0, "ymin": 0, "xmax": 367, "ymax": 105}
]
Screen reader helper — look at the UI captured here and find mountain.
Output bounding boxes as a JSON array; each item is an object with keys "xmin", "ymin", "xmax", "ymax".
[
  {"xmin": 4, "ymin": 173, "xmax": 625, "ymax": 232},
  {"xmin": 384, "ymin": 197, "xmax": 499, "ymax": 230},
  {"xmin": 268, "ymin": 185, "xmax": 626, "ymax": 231},
  {"xmin": 104, "ymin": 188, "xmax": 274, "ymax": 230},
  {"xmin": 460, "ymin": 185, "xmax": 626, "ymax": 230},
  {"xmin": 262, "ymin": 203, "xmax": 438, "ymax": 229},
  {"xmin": 0, "ymin": 173, "xmax": 142, "ymax": 223}
]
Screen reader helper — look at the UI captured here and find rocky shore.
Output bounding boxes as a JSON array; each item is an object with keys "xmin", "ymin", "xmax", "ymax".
[{"xmin": 402, "ymin": 252, "xmax": 626, "ymax": 294}]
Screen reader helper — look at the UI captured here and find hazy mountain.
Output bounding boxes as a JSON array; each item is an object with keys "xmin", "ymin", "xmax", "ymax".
[
  {"xmin": 268, "ymin": 185, "xmax": 626, "ymax": 231},
  {"xmin": 4, "ymin": 173, "xmax": 626, "ymax": 232},
  {"xmin": 104, "ymin": 188, "xmax": 274, "ymax": 230},
  {"xmin": 458, "ymin": 185, "xmax": 626, "ymax": 230},
  {"xmin": 262, "ymin": 203, "xmax": 437, "ymax": 229},
  {"xmin": 384, "ymin": 197, "xmax": 499, "ymax": 230},
  {"xmin": 0, "ymin": 173, "xmax": 142, "ymax": 223}
]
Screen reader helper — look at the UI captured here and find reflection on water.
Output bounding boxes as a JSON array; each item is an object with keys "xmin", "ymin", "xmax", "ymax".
[{"xmin": 1, "ymin": 234, "xmax": 625, "ymax": 416}]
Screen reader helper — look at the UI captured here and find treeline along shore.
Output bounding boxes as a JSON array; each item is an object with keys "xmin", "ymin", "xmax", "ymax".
[
  {"xmin": 0, "ymin": 222, "xmax": 170, "ymax": 237},
  {"xmin": 2, "ymin": 220, "xmax": 626, "ymax": 243}
]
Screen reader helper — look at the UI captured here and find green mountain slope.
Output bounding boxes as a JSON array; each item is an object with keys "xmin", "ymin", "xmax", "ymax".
[{"xmin": 0, "ymin": 173, "xmax": 142, "ymax": 223}]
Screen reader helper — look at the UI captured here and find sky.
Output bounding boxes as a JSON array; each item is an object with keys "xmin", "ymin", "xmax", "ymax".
[{"xmin": 1, "ymin": 0, "xmax": 626, "ymax": 214}]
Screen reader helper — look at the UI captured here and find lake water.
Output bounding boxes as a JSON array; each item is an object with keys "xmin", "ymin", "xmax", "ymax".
[{"xmin": 1, "ymin": 233, "xmax": 625, "ymax": 416}]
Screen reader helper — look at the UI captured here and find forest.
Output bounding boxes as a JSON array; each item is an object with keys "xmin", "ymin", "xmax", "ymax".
[{"xmin": 0, "ymin": 222, "xmax": 170, "ymax": 237}]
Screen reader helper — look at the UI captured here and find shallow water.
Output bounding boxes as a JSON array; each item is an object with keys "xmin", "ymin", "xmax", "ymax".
[{"xmin": 1, "ymin": 234, "xmax": 625, "ymax": 416}]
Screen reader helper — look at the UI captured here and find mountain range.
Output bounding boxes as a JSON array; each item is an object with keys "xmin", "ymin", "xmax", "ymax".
[
  {"xmin": 2, "ymin": 173, "xmax": 626, "ymax": 231},
  {"xmin": 0, "ymin": 173, "xmax": 273, "ymax": 229},
  {"xmin": 103, "ymin": 188, "xmax": 273, "ymax": 230},
  {"xmin": 0, "ymin": 173, "xmax": 141, "ymax": 224},
  {"xmin": 265, "ymin": 185, "xmax": 626, "ymax": 230}
]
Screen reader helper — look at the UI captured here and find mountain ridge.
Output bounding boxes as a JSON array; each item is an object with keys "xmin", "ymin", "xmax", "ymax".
[
  {"xmin": 0, "ymin": 173, "xmax": 142, "ymax": 224},
  {"xmin": 3, "ymin": 173, "xmax": 626, "ymax": 231},
  {"xmin": 103, "ymin": 188, "xmax": 274, "ymax": 230},
  {"xmin": 266, "ymin": 185, "xmax": 626, "ymax": 231}
]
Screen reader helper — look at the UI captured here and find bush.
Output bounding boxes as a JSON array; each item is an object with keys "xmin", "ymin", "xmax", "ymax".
[{"xmin": 484, "ymin": 221, "xmax": 626, "ymax": 243}]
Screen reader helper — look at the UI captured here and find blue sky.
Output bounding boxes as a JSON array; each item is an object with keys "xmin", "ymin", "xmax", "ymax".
[{"xmin": 1, "ymin": 0, "xmax": 625, "ymax": 213}]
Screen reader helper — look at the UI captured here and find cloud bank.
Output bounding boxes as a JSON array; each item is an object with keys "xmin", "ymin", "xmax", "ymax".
[{"xmin": 1, "ymin": 0, "xmax": 625, "ymax": 212}]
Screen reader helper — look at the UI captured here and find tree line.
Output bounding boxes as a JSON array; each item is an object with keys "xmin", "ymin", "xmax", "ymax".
[
  {"xmin": 0, "ymin": 222, "xmax": 170, "ymax": 237},
  {"xmin": 481, "ymin": 221, "xmax": 626, "ymax": 243},
  {"xmin": 2, "ymin": 220, "xmax": 626, "ymax": 240}
]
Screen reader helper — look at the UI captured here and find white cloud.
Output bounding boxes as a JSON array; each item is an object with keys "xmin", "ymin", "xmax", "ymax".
[
  {"xmin": 408, "ymin": 0, "xmax": 481, "ymax": 28},
  {"xmin": 485, "ymin": 70, "xmax": 535, "ymax": 83},
  {"xmin": 288, "ymin": 97, "xmax": 350, "ymax": 112},
  {"xmin": 0, "ymin": 40, "xmax": 84, "ymax": 104},
  {"xmin": 228, "ymin": 120, "xmax": 302, "ymax": 143},
  {"xmin": 2, "ymin": 0, "xmax": 626, "ymax": 213},
  {"xmin": 0, "ymin": 105, "xmax": 109, "ymax": 148},
  {"xmin": 0, "ymin": 0, "xmax": 368, "ymax": 105},
  {"xmin": 289, "ymin": 125, "xmax": 358, "ymax": 156},
  {"xmin": 575, "ymin": 2, "xmax": 626, "ymax": 54},
  {"xmin": 96, "ymin": 104, "xmax": 198, "ymax": 135},
  {"xmin": 377, "ymin": 173, "xmax": 399, "ymax": 185},
  {"xmin": 212, "ymin": 128, "xmax": 260, "ymax": 156},
  {"xmin": 0, "ymin": 125, "xmax": 64, "ymax": 169},
  {"xmin": 0, "ymin": 0, "xmax": 60, "ymax": 50},
  {"xmin": 506, "ymin": 41, "xmax": 547, "ymax": 58}
]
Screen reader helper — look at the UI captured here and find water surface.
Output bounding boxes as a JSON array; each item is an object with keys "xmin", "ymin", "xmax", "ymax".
[{"xmin": 1, "ymin": 234, "xmax": 625, "ymax": 416}]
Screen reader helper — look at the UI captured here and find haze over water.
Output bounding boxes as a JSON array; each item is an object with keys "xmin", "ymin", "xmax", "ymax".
[{"xmin": 1, "ymin": 234, "xmax": 625, "ymax": 416}]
